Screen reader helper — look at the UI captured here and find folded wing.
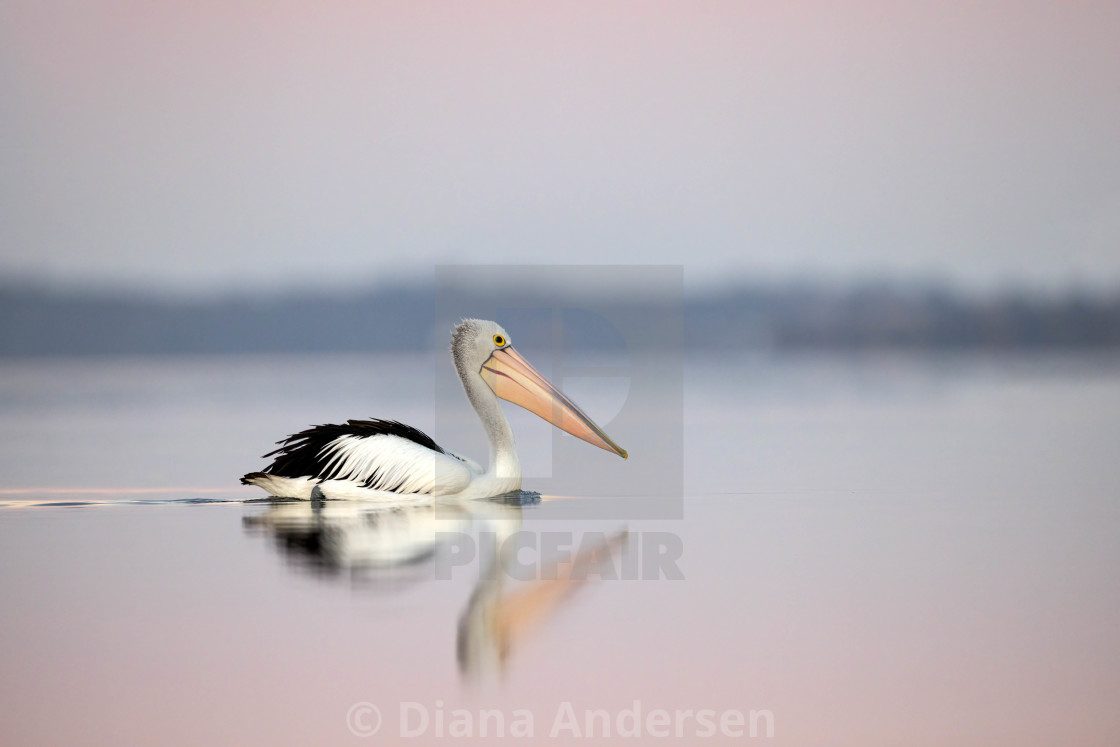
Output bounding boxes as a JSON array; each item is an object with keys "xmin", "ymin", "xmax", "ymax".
[{"xmin": 246, "ymin": 419, "xmax": 472, "ymax": 496}]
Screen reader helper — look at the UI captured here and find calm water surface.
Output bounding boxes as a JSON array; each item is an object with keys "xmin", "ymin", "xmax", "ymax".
[{"xmin": 1, "ymin": 353, "xmax": 1118, "ymax": 745}]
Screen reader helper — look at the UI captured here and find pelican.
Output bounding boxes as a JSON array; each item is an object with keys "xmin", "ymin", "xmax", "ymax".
[{"xmin": 241, "ymin": 319, "xmax": 627, "ymax": 500}]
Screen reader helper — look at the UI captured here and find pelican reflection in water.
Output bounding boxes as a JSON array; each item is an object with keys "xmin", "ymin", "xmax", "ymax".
[{"xmin": 243, "ymin": 495, "xmax": 626, "ymax": 679}]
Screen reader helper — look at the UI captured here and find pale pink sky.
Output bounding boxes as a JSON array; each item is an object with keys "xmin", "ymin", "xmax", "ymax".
[{"xmin": 1, "ymin": 1, "xmax": 1117, "ymax": 293}]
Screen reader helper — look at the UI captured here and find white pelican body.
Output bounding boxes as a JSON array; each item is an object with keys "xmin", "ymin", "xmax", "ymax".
[{"xmin": 241, "ymin": 319, "xmax": 626, "ymax": 500}]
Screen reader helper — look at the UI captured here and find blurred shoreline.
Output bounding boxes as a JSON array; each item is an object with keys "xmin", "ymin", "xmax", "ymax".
[{"xmin": 2, "ymin": 280, "xmax": 1118, "ymax": 357}]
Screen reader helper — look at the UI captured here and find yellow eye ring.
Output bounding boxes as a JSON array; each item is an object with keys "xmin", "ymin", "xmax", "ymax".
[{"xmin": 493, "ymin": 334, "xmax": 506, "ymax": 347}]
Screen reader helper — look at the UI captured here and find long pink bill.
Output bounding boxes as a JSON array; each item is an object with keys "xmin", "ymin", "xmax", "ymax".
[{"xmin": 480, "ymin": 346, "xmax": 627, "ymax": 459}]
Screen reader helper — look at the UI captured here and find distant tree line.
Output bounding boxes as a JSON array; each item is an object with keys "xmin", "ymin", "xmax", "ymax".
[{"xmin": 1, "ymin": 281, "xmax": 1118, "ymax": 357}]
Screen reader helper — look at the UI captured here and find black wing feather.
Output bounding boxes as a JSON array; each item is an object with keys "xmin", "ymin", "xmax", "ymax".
[{"xmin": 241, "ymin": 419, "xmax": 447, "ymax": 486}]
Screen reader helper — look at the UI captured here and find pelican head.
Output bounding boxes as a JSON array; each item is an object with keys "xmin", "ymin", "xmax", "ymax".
[{"xmin": 451, "ymin": 319, "xmax": 627, "ymax": 459}]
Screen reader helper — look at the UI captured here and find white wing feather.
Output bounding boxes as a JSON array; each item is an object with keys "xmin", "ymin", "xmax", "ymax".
[{"xmin": 320, "ymin": 434, "xmax": 473, "ymax": 496}]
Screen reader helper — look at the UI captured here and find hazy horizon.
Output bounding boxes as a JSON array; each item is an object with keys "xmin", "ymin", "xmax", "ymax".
[{"xmin": 4, "ymin": 266, "xmax": 1120, "ymax": 305}]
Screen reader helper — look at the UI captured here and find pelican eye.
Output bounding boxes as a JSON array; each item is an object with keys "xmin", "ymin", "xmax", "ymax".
[{"xmin": 492, "ymin": 334, "xmax": 506, "ymax": 347}]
